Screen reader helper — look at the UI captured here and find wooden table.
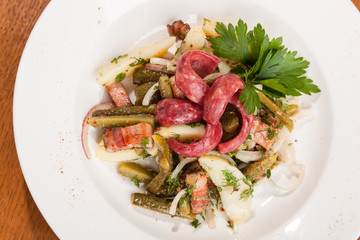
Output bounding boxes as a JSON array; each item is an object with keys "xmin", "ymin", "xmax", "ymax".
[{"xmin": 0, "ymin": 0, "xmax": 359, "ymax": 239}]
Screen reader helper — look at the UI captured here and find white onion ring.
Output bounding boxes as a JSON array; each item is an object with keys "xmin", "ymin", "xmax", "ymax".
[
  {"xmin": 144, "ymin": 63, "xmax": 176, "ymax": 74},
  {"xmin": 142, "ymin": 82, "xmax": 159, "ymax": 106},
  {"xmin": 270, "ymin": 127, "xmax": 290, "ymax": 153},
  {"xmin": 267, "ymin": 131, "xmax": 305, "ymax": 193},
  {"xmin": 81, "ymin": 102, "xmax": 115, "ymax": 159},
  {"xmin": 150, "ymin": 57, "xmax": 173, "ymax": 66},
  {"xmin": 244, "ymin": 139, "xmax": 256, "ymax": 150},
  {"xmin": 169, "ymin": 157, "xmax": 197, "ymax": 179},
  {"xmin": 235, "ymin": 150, "xmax": 263, "ymax": 163},
  {"xmin": 203, "ymin": 73, "xmax": 223, "ymax": 82},
  {"xmin": 268, "ymin": 162, "xmax": 305, "ymax": 192},
  {"xmin": 205, "ymin": 206, "xmax": 216, "ymax": 229},
  {"xmin": 169, "ymin": 189, "xmax": 187, "ymax": 216},
  {"xmin": 290, "ymin": 106, "xmax": 314, "ymax": 122},
  {"xmin": 206, "ymin": 150, "xmax": 237, "ymax": 166}
]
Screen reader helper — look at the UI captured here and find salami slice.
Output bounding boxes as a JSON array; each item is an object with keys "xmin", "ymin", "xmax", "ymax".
[
  {"xmin": 155, "ymin": 99, "xmax": 202, "ymax": 126},
  {"xmin": 175, "ymin": 50, "xmax": 221, "ymax": 105},
  {"xmin": 167, "ymin": 121, "xmax": 222, "ymax": 157},
  {"xmin": 203, "ymin": 74, "xmax": 245, "ymax": 124},
  {"xmin": 218, "ymin": 93, "xmax": 253, "ymax": 154}
]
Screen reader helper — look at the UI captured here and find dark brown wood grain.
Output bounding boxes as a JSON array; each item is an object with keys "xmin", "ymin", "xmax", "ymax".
[
  {"xmin": 0, "ymin": 0, "xmax": 358, "ymax": 239},
  {"xmin": 0, "ymin": 0, "xmax": 57, "ymax": 239}
]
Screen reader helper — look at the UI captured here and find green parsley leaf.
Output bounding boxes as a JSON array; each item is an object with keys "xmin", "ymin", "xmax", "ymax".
[
  {"xmin": 190, "ymin": 219, "xmax": 201, "ymax": 228},
  {"xmin": 266, "ymin": 169, "xmax": 271, "ymax": 178},
  {"xmin": 185, "ymin": 122, "xmax": 201, "ymax": 128},
  {"xmin": 267, "ymin": 126, "xmax": 278, "ymax": 140},
  {"xmin": 129, "ymin": 57, "xmax": 149, "ymax": 67},
  {"xmin": 115, "ymin": 72, "xmax": 126, "ymax": 82},
  {"xmin": 228, "ymin": 150, "xmax": 237, "ymax": 158},
  {"xmin": 200, "ymin": 212, "xmax": 206, "ymax": 220},
  {"xmin": 227, "ymin": 220, "xmax": 234, "ymax": 229},
  {"xmin": 111, "ymin": 54, "xmax": 128, "ymax": 64},
  {"xmin": 186, "ymin": 182, "xmax": 196, "ymax": 196},
  {"xmin": 179, "ymin": 195, "xmax": 189, "ymax": 206},
  {"xmin": 210, "ymin": 20, "xmax": 321, "ymax": 114},
  {"xmin": 240, "ymin": 178, "xmax": 254, "ymax": 201},
  {"xmin": 140, "ymin": 137, "xmax": 149, "ymax": 149},
  {"xmin": 239, "ymin": 80, "xmax": 261, "ymax": 114},
  {"xmin": 170, "ymin": 132, "xmax": 180, "ymax": 141},
  {"xmin": 246, "ymin": 134, "xmax": 253, "ymax": 140},
  {"xmin": 131, "ymin": 176, "xmax": 140, "ymax": 188},
  {"xmin": 165, "ymin": 176, "xmax": 180, "ymax": 195},
  {"xmin": 221, "ymin": 170, "xmax": 240, "ymax": 190}
]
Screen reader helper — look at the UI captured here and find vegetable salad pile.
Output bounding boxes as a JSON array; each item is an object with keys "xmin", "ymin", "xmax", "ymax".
[{"xmin": 82, "ymin": 18, "xmax": 320, "ymax": 230}]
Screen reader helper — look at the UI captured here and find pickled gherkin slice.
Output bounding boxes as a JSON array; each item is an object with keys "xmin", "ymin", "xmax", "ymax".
[
  {"xmin": 241, "ymin": 154, "xmax": 278, "ymax": 182},
  {"xmin": 131, "ymin": 193, "xmax": 195, "ymax": 220},
  {"xmin": 118, "ymin": 162, "xmax": 156, "ymax": 183},
  {"xmin": 88, "ymin": 114, "xmax": 155, "ymax": 128},
  {"xmin": 135, "ymin": 82, "xmax": 161, "ymax": 106},
  {"xmin": 257, "ymin": 92, "xmax": 294, "ymax": 132},
  {"xmin": 158, "ymin": 75, "xmax": 174, "ymax": 99},
  {"xmin": 220, "ymin": 104, "xmax": 240, "ymax": 133},
  {"xmin": 133, "ymin": 67, "xmax": 162, "ymax": 84},
  {"xmin": 92, "ymin": 104, "xmax": 157, "ymax": 117}
]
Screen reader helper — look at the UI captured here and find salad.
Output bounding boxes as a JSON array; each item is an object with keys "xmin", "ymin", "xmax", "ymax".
[{"xmin": 82, "ymin": 18, "xmax": 320, "ymax": 230}]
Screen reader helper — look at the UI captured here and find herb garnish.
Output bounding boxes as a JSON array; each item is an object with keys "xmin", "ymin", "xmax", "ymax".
[
  {"xmin": 139, "ymin": 137, "xmax": 151, "ymax": 159},
  {"xmin": 210, "ymin": 20, "xmax": 320, "ymax": 114},
  {"xmin": 115, "ymin": 72, "xmax": 126, "ymax": 82},
  {"xmin": 221, "ymin": 170, "xmax": 240, "ymax": 190},
  {"xmin": 190, "ymin": 219, "xmax": 201, "ymax": 228},
  {"xmin": 140, "ymin": 137, "xmax": 149, "ymax": 148},
  {"xmin": 131, "ymin": 176, "xmax": 140, "ymax": 188},
  {"xmin": 240, "ymin": 178, "xmax": 254, "ymax": 201},
  {"xmin": 267, "ymin": 126, "xmax": 277, "ymax": 140},
  {"xmin": 165, "ymin": 176, "xmax": 180, "ymax": 195},
  {"xmin": 111, "ymin": 54, "xmax": 128, "ymax": 64},
  {"xmin": 185, "ymin": 122, "xmax": 201, "ymax": 128},
  {"xmin": 129, "ymin": 57, "xmax": 149, "ymax": 67},
  {"xmin": 266, "ymin": 169, "xmax": 271, "ymax": 178}
]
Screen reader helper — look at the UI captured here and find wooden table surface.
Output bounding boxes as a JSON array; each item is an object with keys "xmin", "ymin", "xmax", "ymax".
[{"xmin": 0, "ymin": 0, "xmax": 359, "ymax": 239}]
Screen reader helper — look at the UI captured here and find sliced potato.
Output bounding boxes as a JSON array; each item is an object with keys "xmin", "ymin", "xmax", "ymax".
[
  {"xmin": 202, "ymin": 19, "xmax": 219, "ymax": 38},
  {"xmin": 118, "ymin": 162, "xmax": 155, "ymax": 182},
  {"xmin": 176, "ymin": 25, "xmax": 206, "ymax": 54},
  {"xmin": 96, "ymin": 140, "xmax": 158, "ymax": 162},
  {"xmin": 156, "ymin": 124, "xmax": 206, "ymax": 141},
  {"xmin": 97, "ymin": 36, "xmax": 176, "ymax": 86},
  {"xmin": 199, "ymin": 155, "xmax": 252, "ymax": 224}
]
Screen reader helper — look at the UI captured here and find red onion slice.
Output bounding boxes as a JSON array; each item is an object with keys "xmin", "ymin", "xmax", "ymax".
[
  {"xmin": 81, "ymin": 102, "xmax": 115, "ymax": 159},
  {"xmin": 144, "ymin": 63, "xmax": 175, "ymax": 74}
]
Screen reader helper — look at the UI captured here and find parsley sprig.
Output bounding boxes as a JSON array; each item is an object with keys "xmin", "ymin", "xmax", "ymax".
[
  {"xmin": 221, "ymin": 170, "xmax": 240, "ymax": 190},
  {"xmin": 210, "ymin": 20, "xmax": 320, "ymax": 114}
]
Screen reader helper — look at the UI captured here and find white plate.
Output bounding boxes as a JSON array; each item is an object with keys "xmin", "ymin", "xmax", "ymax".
[{"xmin": 13, "ymin": 0, "xmax": 360, "ymax": 239}]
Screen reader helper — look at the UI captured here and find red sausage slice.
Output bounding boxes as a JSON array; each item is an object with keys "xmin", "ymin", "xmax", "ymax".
[
  {"xmin": 155, "ymin": 99, "xmax": 202, "ymax": 126},
  {"xmin": 203, "ymin": 74, "xmax": 245, "ymax": 124},
  {"xmin": 175, "ymin": 50, "xmax": 221, "ymax": 105},
  {"xmin": 218, "ymin": 93, "xmax": 253, "ymax": 154},
  {"xmin": 167, "ymin": 121, "xmax": 223, "ymax": 157}
]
